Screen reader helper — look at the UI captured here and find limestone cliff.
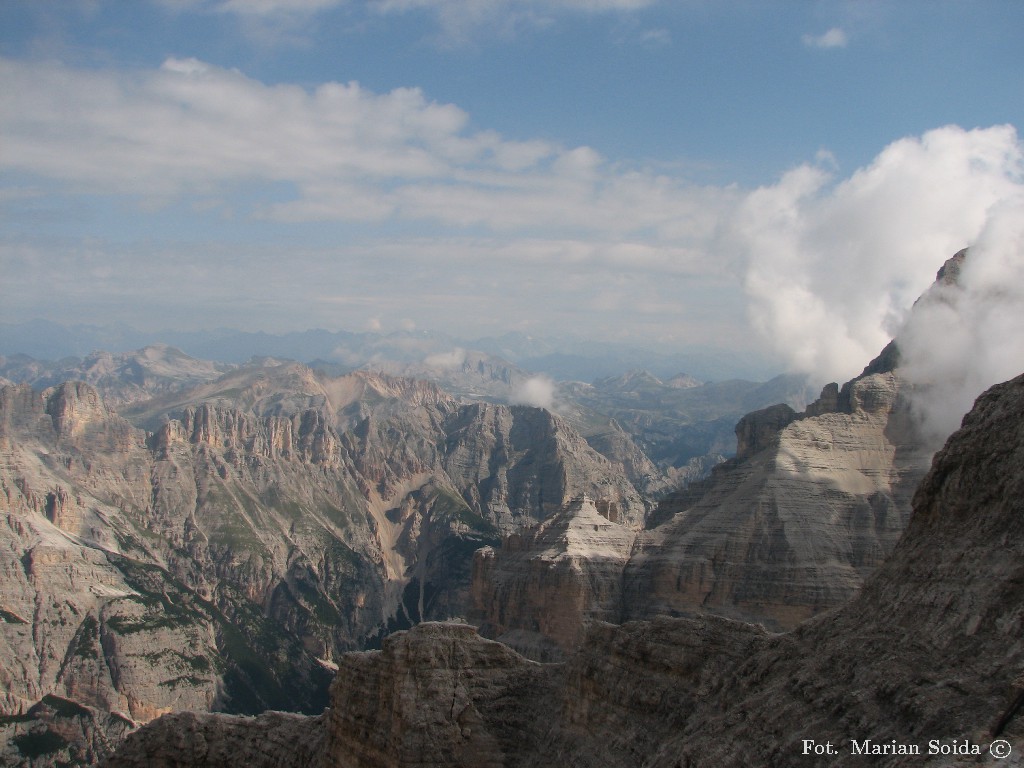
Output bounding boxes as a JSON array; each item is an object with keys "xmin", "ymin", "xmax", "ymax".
[
  {"xmin": 0, "ymin": 363, "xmax": 650, "ymax": 765},
  {"xmin": 103, "ymin": 369, "xmax": 1024, "ymax": 768},
  {"xmin": 622, "ymin": 368, "xmax": 929, "ymax": 630},
  {"xmin": 470, "ymin": 495, "xmax": 635, "ymax": 660},
  {"xmin": 471, "ymin": 365, "xmax": 930, "ymax": 660}
]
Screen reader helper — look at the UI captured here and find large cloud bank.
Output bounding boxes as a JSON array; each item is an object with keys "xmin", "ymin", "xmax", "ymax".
[
  {"xmin": 898, "ymin": 197, "xmax": 1024, "ymax": 445},
  {"xmin": 730, "ymin": 125, "xmax": 1023, "ymax": 384},
  {"xmin": 728, "ymin": 124, "xmax": 1024, "ymax": 446}
]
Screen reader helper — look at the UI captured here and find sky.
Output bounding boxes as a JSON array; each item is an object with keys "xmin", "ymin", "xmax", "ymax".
[{"xmin": 2, "ymin": 0, "xmax": 1023, "ymax": 385}]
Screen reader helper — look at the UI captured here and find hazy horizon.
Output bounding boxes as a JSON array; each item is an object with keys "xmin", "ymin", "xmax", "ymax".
[{"xmin": 2, "ymin": 1, "xmax": 1023, "ymax": 388}]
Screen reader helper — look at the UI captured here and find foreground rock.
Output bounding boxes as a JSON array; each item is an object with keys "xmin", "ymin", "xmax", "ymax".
[
  {"xmin": 104, "ymin": 370, "xmax": 1024, "ymax": 767},
  {"xmin": 470, "ymin": 495, "xmax": 635, "ymax": 660}
]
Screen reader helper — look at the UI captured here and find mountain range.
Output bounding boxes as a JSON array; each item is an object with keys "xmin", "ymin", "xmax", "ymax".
[
  {"xmin": 1, "ymin": 249, "xmax": 1016, "ymax": 767},
  {"xmin": 99, "ymin": 366, "xmax": 1024, "ymax": 768}
]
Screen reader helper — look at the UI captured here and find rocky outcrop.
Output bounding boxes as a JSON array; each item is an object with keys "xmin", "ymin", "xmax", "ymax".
[
  {"xmin": 621, "ymin": 369, "xmax": 929, "ymax": 630},
  {"xmin": 322, "ymin": 622, "xmax": 560, "ymax": 768},
  {"xmin": 440, "ymin": 403, "xmax": 647, "ymax": 532},
  {"xmin": 88, "ymin": 710, "xmax": 324, "ymax": 768},
  {"xmin": 474, "ymin": 364, "xmax": 930, "ymax": 653},
  {"xmin": 103, "ymin": 369, "xmax": 1024, "ymax": 768},
  {"xmin": 470, "ymin": 495, "xmax": 636, "ymax": 660},
  {"xmin": 733, "ymin": 402, "xmax": 797, "ymax": 460}
]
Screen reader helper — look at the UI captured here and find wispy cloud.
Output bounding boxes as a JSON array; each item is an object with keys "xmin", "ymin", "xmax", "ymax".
[
  {"xmin": 216, "ymin": 0, "xmax": 345, "ymax": 14},
  {"xmin": 802, "ymin": 27, "xmax": 847, "ymax": 49},
  {"xmin": 154, "ymin": 0, "xmax": 345, "ymax": 14},
  {"xmin": 0, "ymin": 56, "xmax": 727, "ymax": 239},
  {"xmin": 370, "ymin": 0, "xmax": 658, "ymax": 42}
]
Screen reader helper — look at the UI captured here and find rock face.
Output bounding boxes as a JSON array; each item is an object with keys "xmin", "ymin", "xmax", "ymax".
[
  {"xmin": 0, "ymin": 363, "xmax": 649, "ymax": 765},
  {"xmin": 622, "ymin": 368, "xmax": 929, "ymax": 630},
  {"xmin": 323, "ymin": 622, "xmax": 559, "ymax": 768},
  {"xmin": 103, "ymin": 369, "xmax": 1024, "ymax": 768},
  {"xmin": 472, "ymin": 364, "xmax": 931, "ymax": 658},
  {"xmin": 470, "ymin": 495, "xmax": 636, "ymax": 660}
]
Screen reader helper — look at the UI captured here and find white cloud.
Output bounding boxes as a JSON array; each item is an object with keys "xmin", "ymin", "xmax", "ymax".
[
  {"xmin": 423, "ymin": 347, "xmax": 467, "ymax": 369},
  {"xmin": 512, "ymin": 375, "xmax": 556, "ymax": 410},
  {"xmin": 898, "ymin": 195, "xmax": 1024, "ymax": 446},
  {"xmin": 802, "ymin": 27, "xmax": 847, "ymax": 49},
  {"xmin": 4, "ymin": 52, "xmax": 1024, "ymax": 407},
  {"xmin": 370, "ymin": 0, "xmax": 657, "ymax": 41},
  {"xmin": 0, "ymin": 57, "xmax": 726, "ymax": 240},
  {"xmin": 730, "ymin": 125, "xmax": 1023, "ymax": 384},
  {"xmin": 216, "ymin": 0, "xmax": 345, "ymax": 14}
]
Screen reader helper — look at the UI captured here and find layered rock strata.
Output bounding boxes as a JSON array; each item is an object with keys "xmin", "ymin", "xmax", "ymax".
[
  {"xmin": 472, "ymin": 363, "xmax": 931, "ymax": 660},
  {"xmin": 470, "ymin": 495, "xmax": 635, "ymax": 660},
  {"xmin": 622, "ymin": 367, "xmax": 930, "ymax": 630},
  {"xmin": 1, "ymin": 366, "xmax": 650, "ymax": 764},
  {"xmin": 104, "ymin": 370, "xmax": 1024, "ymax": 768}
]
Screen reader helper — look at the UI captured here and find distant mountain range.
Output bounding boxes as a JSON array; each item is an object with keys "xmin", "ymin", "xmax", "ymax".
[{"xmin": 0, "ymin": 319, "xmax": 782, "ymax": 383}]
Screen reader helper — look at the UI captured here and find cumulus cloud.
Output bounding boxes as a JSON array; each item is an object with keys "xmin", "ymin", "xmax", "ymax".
[
  {"xmin": 898, "ymin": 195, "xmax": 1024, "ymax": 446},
  {"xmin": 512, "ymin": 375, "xmax": 557, "ymax": 410},
  {"xmin": 731, "ymin": 125, "xmax": 1023, "ymax": 385},
  {"xmin": 802, "ymin": 27, "xmax": 847, "ymax": 49}
]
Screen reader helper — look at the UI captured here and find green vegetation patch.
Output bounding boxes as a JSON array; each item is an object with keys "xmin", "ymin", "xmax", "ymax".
[
  {"xmin": 72, "ymin": 616, "xmax": 100, "ymax": 660},
  {"xmin": 292, "ymin": 578, "xmax": 343, "ymax": 626},
  {"xmin": 203, "ymin": 486, "xmax": 274, "ymax": 556},
  {"xmin": 105, "ymin": 608, "xmax": 196, "ymax": 636},
  {"xmin": 433, "ymin": 486, "xmax": 500, "ymax": 538},
  {"xmin": 105, "ymin": 555, "xmax": 212, "ymax": 635},
  {"xmin": 326, "ymin": 536, "xmax": 362, "ymax": 568},
  {"xmin": 140, "ymin": 649, "xmax": 213, "ymax": 673},
  {"xmin": 260, "ymin": 486, "xmax": 306, "ymax": 522},
  {"xmin": 158, "ymin": 675, "xmax": 208, "ymax": 689}
]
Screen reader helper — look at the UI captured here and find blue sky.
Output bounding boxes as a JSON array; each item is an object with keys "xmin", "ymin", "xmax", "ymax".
[{"xmin": 2, "ymin": 0, "xmax": 1023, "ymax": 381}]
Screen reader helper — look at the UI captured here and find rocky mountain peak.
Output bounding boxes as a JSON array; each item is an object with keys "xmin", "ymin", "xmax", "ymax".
[
  {"xmin": 935, "ymin": 246, "xmax": 968, "ymax": 285},
  {"xmin": 44, "ymin": 381, "xmax": 108, "ymax": 439},
  {"xmin": 103, "ymin": 369, "xmax": 1024, "ymax": 768},
  {"xmin": 733, "ymin": 402, "xmax": 797, "ymax": 460}
]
